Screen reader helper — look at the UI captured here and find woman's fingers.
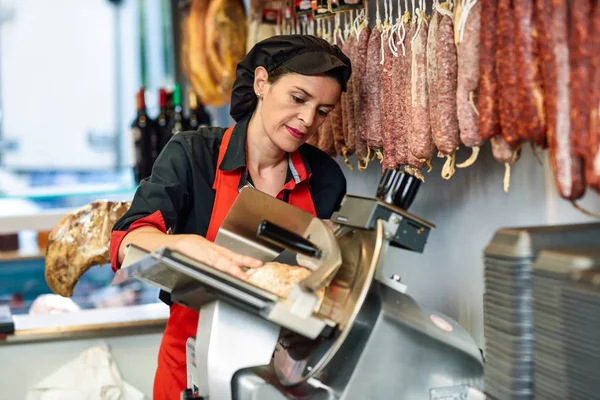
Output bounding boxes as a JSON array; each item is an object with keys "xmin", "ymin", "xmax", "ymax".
[
  {"xmin": 224, "ymin": 265, "xmax": 250, "ymax": 280},
  {"xmin": 175, "ymin": 234, "xmax": 263, "ymax": 280},
  {"xmin": 202, "ymin": 246, "xmax": 248, "ymax": 278},
  {"xmin": 221, "ymin": 247, "xmax": 263, "ymax": 269}
]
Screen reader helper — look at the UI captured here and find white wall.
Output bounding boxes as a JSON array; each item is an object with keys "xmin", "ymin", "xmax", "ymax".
[
  {"xmin": 337, "ymin": 143, "xmax": 600, "ymax": 347},
  {"xmin": 1, "ymin": 0, "xmax": 120, "ymax": 169}
]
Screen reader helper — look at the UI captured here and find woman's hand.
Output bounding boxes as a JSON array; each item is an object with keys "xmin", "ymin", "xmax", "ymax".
[
  {"xmin": 118, "ymin": 227, "xmax": 263, "ymax": 281},
  {"xmin": 175, "ymin": 234, "xmax": 263, "ymax": 280}
]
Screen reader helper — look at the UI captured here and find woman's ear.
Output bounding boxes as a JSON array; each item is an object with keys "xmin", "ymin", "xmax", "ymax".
[{"xmin": 253, "ymin": 66, "xmax": 269, "ymax": 97}]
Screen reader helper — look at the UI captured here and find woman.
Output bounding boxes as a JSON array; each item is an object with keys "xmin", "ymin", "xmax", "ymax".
[{"xmin": 110, "ymin": 35, "xmax": 351, "ymax": 399}]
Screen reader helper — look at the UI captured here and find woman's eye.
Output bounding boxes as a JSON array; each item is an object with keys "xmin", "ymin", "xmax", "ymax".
[
  {"xmin": 292, "ymin": 95, "xmax": 305, "ymax": 104},
  {"xmin": 318, "ymin": 109, "xmax": 329, "ymax": 117}
]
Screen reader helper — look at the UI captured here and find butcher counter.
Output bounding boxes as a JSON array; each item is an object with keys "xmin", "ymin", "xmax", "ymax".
[{"xmin": 0, "ymin": 302, "xmax": 168, "ymax": 398}]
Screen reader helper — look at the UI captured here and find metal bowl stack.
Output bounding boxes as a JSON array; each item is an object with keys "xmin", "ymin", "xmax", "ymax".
[{"xmin": 532, "ymin": 248, "xmax": 600, "ymax": 400}]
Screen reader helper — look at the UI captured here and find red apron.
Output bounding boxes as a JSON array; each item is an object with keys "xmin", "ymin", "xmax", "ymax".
[{"xmin": 153, "ymin": 126, "xmax": 317, "ymax": 399}]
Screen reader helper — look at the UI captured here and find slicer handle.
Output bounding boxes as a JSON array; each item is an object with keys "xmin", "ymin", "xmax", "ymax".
[
  {"xmin": 257, "ymin": 220, "xmax": 322, "ymax": 259},
  {"xmin": 395, "ymin": 172, "xmax": 421, "ymax": 210},
  {"xmin": 376, "ymin": 169, "xmax": 421, "ymax": 211}
]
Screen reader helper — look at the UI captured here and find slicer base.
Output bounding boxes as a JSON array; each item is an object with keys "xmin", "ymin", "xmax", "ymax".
[
  {"xmin": 232, "ymin": 285, "xmax": 484, "ymax": 400},
  {"xmin": 188, "ymin": 300, "xmax": 281, "ymax": 399}
]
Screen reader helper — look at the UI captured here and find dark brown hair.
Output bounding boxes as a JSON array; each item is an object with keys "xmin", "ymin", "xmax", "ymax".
[{"xmin": 267, "ymin": 65, "xmax": 346, "ymax": 87}]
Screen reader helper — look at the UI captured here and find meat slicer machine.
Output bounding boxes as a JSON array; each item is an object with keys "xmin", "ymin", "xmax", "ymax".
[{"xmin": 115, "ymin": 170, "xmax": 485, "ymax": 400}]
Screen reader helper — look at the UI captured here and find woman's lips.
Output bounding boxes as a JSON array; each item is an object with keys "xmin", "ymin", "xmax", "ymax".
[{"xmin": 285, "ymin": 125, "xmax": 306, "ymax": 139}]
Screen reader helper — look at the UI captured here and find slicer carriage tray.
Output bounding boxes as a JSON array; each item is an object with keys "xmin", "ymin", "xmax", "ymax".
[{"xmin": 113, "ymin": 244, "xmax": 336, "ymax": 339}]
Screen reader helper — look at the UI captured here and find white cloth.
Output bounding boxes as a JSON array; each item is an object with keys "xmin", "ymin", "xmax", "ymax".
[
  {"xmin": 29, "ymin": 294, "xmax": 81, "ymax": 315},
  {"xmin": 26, "ymin": 343, "xmax": 146, "ymax": 400}
]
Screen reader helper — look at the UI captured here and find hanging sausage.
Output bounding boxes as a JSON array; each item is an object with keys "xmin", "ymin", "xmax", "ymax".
[
  {"xmin": 433, "ymin": 2, "xmax": 460, "ymax": 179},
  {"xmin": 455, "ymin": 0, "xmax": 483, "ymax": 169}
]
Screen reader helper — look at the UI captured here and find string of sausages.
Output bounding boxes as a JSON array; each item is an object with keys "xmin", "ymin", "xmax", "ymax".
[{"xmin": 279, "ymin": 0, "xmax": 600, "ymax": 210}]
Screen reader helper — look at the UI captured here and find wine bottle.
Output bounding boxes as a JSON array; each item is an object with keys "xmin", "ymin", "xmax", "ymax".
[
  {"xmin": 166, "ymin": 89, "xmax": 174, "ymax": 119},
  {"xmin": 131, "ymin": 87, "xmax": 155, "ymax": 183},
  {"xmin": 186, "ymin": 89, "xmax": 212, "ymax": 130},
  {"xmin": 169, "ymin": 83, "xmax": 185, "ymax": 136},
  {"xmin": 156, "ymin": 88, "xmax": 171, "ymax": 153}
]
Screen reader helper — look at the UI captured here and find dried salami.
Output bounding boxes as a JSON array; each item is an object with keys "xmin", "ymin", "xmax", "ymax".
[
  {"xmin": 401, "ymin": 21, "xmax": 419, "ymax": 169},
  {"xmin": 330, "ymin": 103, "xmax": 345, "ymax": 156},
  {"xmin": 350, "ymin": 31, "xmax": 361, "ymax": 160},
  {"xmin": 434, "ymin": 12, "xmax": 460, "ymax": 179},
  {"xmin": 427, "ymin": 9, "xmax": 441, "ymax": 145},
  {"xmin": 515, "ymin": 0, "xmax": 545, "ymax": 147},
  {"xmin": 409, "ymin": 11, "xmax": 435, "ymax": 162},
  {"xmin": 569, "ymin": 0, "xmax": 594, "ymax": 159},
  {"xmin": 366, "ymin": 25, "xmax": 384, "ymax": 151},
  {"xmin": 318, "ymin": 112, "xmax": 336, "ymax": 156},
  {"xmin": 356, "ymin": 25, "xmax": 371, "ymax": 143},
  {"xmin": 344, "ymin": 35, "xmax": 357, "ymax": 156},
  {"xmin": 355, "ymin": 24, "xmax": 372, "ymax": 170},
  {"xmin": 352, "ymin": 22, "xmax": 371, "ymax": 170},
  {"xmin": 455, "ymin": 1, "xmax": 482, "ymax": 168},
  {"xmin": 382, "ymin": 27, "xmax": 397, "ymax": 169},
  {"xmin": 340, "ymin": 93, "xmax": 349, "ymax": 163},
  {"xmin": 586, "ymin": 2, "xmax": 600, "ymax": 192},
  {"xmin": 536, "ymin": 0, "xmax": 585, "ymax": 200},
  {"xmin": 496, "ymin": 0, "xmax": 520, "ymax": 146},
  {"xmin": 478, "ymin": 0, "xmax": 500, "ymax": 142}
]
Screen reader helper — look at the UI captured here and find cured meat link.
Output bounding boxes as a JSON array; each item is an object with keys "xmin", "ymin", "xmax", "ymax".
[
  {"xmin": 382, "ymin": 25, "xmax": 398, "ymax": 169},
  {"xmin": 427, "ymin": 10, "xmax": 441, "ymax": 149},
  {"xmin": 586, "ymin": 1, "xmax": 600, "ymax": 192},
  {"xmin": 434, "ymin": 9, "xmax": 460, "ymax": 180},
  {"xmin": 496, "ymin": 0, "xmax": 520, "ymax": 146},
  {"xmin": 365, "ymin": 25, "xmax": 384, "ymax": 153},
  {"xmin": 349, "ymin": 30, "xmax": 361, "ymax": 160},
  {"xmin": 569, "ymin": 0, "xmax": 594, "ymax": 159},
  {"xmin": 330, "ymin": 94, "xmax": 345, "ymax": 156},
  {"xmin": 478, "ymin": 0, "xmax": 500, "ymax": 142},
  {"xmin": 409, "ymin": 10, "xmax": 435, "ymax": 163},
  {"xmin": 395, "ymin": 16, "xmax": 413, "ymax": 169},
  {"xmin": 339, "ymin": 42, "xmax": 352, "ymax": 169},
  {"xmin": 515, "ymin": 0, "xmax": 546, "ymax": 147},
  {"xmin": 537, "ymin": 0, "xmax": 586, "ymax": 200},
  {"xmin": 318, "ymin": 112, "xmax": 336, "ymax": 156},
  {"xmin": 455, "ymin": 0, "xmax": 482, "ymax": 169},
  {"xmin": 343, "ymin": 35, "xmax": 357, "ymax": 157},
  {"xmin": 355, "ymin": 23, "xmax": 372, "ymax": 170},
  {"xmin": 357, "ymin": 25, "xmax": 371, "ymax": 143}
]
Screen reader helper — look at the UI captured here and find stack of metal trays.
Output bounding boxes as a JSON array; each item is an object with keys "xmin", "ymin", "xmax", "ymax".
[
  {"xmin": 482, "ymin": 223, "xmax": 600, "ymax": 400},
  {"xmin": 483, "ymin": 253, "xmax": 534, "ymax": 399},
  {"xmin": 532, "ymin": 248, "xmax": 600, "ymax": 400}
]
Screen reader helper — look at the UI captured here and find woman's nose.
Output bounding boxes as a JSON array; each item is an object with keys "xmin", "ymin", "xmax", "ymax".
[{"xmin": 299, "ymin": 108, "xmax": 317, "ymax": 127}]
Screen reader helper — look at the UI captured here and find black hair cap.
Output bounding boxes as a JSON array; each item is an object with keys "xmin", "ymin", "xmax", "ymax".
[{"xmin": 230, "ymin": 35, "xmax": 352, "ymax": 122}]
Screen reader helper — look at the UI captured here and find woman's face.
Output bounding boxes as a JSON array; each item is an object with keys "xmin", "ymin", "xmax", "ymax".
[{"xmin": 255, "ymin": 69, "xmax": 343, "ymax": 153}]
